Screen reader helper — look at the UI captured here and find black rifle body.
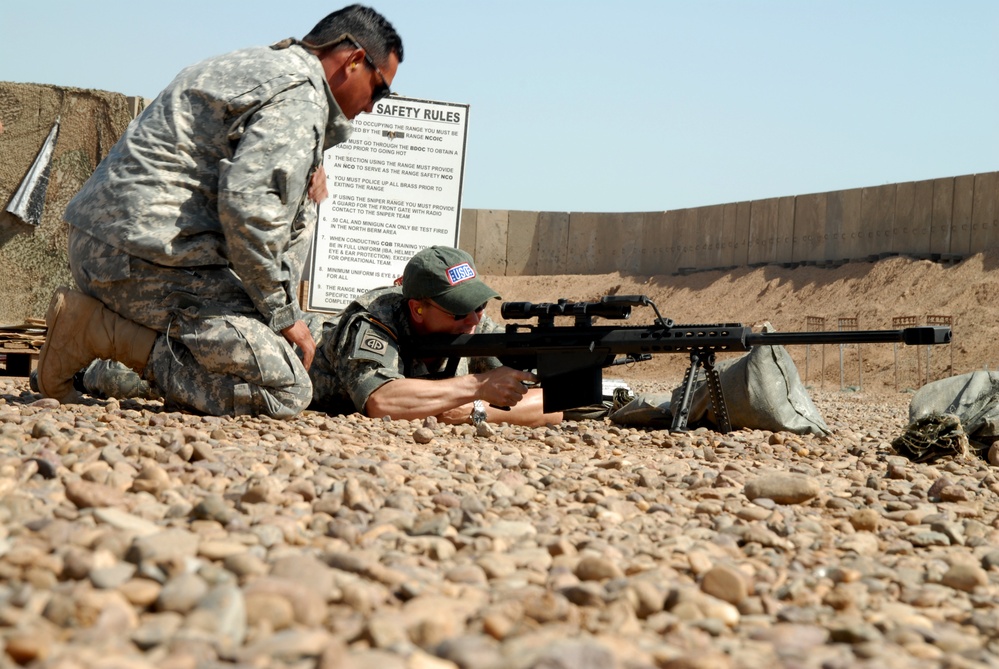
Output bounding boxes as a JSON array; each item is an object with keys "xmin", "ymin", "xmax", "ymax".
[{"xmin": 405, "ymin": 296, "xmax": 952, "ymax": 430}]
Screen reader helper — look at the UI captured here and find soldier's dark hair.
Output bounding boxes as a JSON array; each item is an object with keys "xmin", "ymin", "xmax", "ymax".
[{"xmin": 302, "ymin": 4, "xmax": 404, "ymax": 66}]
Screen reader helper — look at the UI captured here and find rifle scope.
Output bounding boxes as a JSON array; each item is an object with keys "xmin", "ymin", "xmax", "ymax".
[{"xmin": 501, "ymin": 299, "xmax": 632, "ymax": 321}]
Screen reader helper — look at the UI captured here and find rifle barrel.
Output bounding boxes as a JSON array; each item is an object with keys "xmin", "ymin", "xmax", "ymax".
[
  {"xmin": 746, "ymin": 326, "xmax": 951, "ymax": 347},
  {"xmin": 408, "ymin": 325, "xmax": 951, "ymax": 361}
]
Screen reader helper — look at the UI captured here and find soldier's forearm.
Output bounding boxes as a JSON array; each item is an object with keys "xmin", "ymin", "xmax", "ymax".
[{"xmin": 363, "ymin": 376, "xmax": 480, "ymax": 422}]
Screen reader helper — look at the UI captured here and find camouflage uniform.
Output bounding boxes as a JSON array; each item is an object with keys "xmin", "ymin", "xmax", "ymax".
[
  {"xmin": 305, "ymin": 286, "xmax": 503, "ymax": 415},
  {"xmin": 63, "ymin": 43, "xmax": 352, "ymax": 417}
]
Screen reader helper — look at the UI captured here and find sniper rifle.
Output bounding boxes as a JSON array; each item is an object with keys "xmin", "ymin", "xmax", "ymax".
[{"xmin": 405, "ymin": 295, "xmax": 952, "ymax": 432}]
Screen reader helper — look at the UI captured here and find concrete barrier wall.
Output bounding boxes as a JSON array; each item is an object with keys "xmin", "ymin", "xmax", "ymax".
[{"xmin": 461, "ymin": 171, "xmax": 999, "ymax": 275}]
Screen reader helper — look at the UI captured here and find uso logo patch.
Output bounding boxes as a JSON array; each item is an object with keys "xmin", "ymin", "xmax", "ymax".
[{"xmin": 446, "ymin": 262, "xmax": 476, "ymax": 285}]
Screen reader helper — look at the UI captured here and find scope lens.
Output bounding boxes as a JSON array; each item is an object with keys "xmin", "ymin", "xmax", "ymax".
[{"xmin": 501, "ymin": 302, "xmax": 531, "ymax": 319}]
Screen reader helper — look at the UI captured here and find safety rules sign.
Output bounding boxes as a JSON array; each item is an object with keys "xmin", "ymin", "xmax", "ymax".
[{"xmin": 307, "ymin": 96, "xmax": 470, "ymax": 312}]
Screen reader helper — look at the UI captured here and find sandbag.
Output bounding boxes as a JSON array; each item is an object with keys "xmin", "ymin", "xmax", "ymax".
[
  {"xmin": 668, "ymin": 343, "xmax": 830, "ymax": 435},
  {"xmin": 907, "ymin": 370, "xmax": 999, "ymax": 437},
  {"xmin": 608, "ymin": 392, "xmax": 673, "ymax": 428},
  {"xmin": 893, "ymin": 370, "xmax": 999, "ymax": 463}
]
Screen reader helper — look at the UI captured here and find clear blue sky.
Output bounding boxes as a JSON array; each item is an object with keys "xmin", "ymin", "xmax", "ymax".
[{"xmin": 4, "ymin": 1, "xmax": 997, "ymax": 213}]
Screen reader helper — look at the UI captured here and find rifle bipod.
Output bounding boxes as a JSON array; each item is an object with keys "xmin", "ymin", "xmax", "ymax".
[{"xmin": 670, "ymin": 350, "xmax": 732, "ymax": 433}]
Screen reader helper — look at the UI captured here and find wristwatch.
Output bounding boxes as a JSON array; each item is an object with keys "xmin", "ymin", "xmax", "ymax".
[{"xmin": 471, "ymin": 399, "xmax": 487, "ymax": 426}]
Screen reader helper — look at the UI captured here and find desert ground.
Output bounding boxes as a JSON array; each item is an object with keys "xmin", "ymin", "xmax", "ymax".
[{"xmin": 0, "ymin": 254, "xmax": 996, "ymax": 669}]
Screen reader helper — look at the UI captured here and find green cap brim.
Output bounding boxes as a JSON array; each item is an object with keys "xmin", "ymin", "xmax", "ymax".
[{"xmin": 434, "ymin": 280, "xmax": 501, "ymax": 315}]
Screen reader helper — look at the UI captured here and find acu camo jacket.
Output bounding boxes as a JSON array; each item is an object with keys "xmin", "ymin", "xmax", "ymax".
[
  {"xmin": 63, "ymin": 43, "xmax": 352, "ymax": 333},
  {"xmin": 308, "ymin": 286, "xmax": 503, "ymax": 415}
]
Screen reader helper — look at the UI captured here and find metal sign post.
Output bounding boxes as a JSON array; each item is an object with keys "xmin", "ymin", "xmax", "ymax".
[
  {"xmin": 837, "ymin": 317, "xmax": 861, "ymax": 391},
  {"xmin": 892, "ymin": 316, "xmax": 920, "ymax": 391},
  {"xmin": 805, "ymin": 316, "xmax": 826, "ymax": 389},
  {"xmin": 925, "ymin": 315, "xmax": 954, "ymax": 383}
]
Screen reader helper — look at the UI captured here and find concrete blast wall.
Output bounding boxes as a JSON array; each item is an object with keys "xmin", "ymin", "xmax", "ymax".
[{"xmin": 461, "ymin": 172, "xmax": 999, "ymax": 276}]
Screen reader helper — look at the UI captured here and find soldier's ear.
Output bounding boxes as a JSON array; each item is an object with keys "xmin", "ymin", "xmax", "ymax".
[{"xmin": 408, "ymin": 299, "xmax": 425, "ymax": 322}]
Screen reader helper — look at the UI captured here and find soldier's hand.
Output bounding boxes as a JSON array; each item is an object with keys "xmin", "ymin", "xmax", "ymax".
[
  {"xmin": 308, "ymin": 165, "xmax": 328, "ymax": 203},
  {"xmin": 282, "ymin": 320, "xmax": 316, "ymax": 370},
  {"xmin": 476, "ymin": 367, "xmax": 536, "ymax": 407}
]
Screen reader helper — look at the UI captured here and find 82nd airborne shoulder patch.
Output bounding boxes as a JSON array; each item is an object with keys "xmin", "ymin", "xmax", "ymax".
[
  {"xmin": 357, "ymin": 327, "xmax": 388, "ymax": 357},
  {"xmin": 353, "ymin": 321, "xmax": 390, "ymax": 362}
]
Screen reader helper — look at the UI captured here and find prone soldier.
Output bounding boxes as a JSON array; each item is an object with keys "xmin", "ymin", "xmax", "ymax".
[{"xmin": 306, "ymin": 246, "xmax": 562, "ymax": 426}]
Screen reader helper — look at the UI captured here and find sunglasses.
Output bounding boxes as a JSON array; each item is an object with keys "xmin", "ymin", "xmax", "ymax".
[
  {"xmin": 428, "ymin": 301, "xmax": 487, "ymax": 321},
  {"xmin": 343, "ymin": 33, "xmax": 392, "ymax": 103}
]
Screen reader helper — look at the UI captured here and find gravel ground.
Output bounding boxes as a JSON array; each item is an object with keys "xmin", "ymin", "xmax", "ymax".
[{"xmin": 0, "ymin": 375, "xmax": 996, "ymax": 669}]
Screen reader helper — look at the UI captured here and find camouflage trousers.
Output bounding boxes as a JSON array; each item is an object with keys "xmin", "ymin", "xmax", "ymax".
[{"xmin": 68, "ymin": 228, "xmax": 312, "ymax": 418}]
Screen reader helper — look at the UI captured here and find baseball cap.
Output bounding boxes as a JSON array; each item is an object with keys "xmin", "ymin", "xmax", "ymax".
[{"xmin": 402, "ymin": 246, "xmax": 501, "ymax": 314}]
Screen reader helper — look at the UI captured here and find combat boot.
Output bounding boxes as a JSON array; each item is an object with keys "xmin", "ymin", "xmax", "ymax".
[{"xmin": 36, "ymin": 287, "xmax": 158, "ymax": 403}]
